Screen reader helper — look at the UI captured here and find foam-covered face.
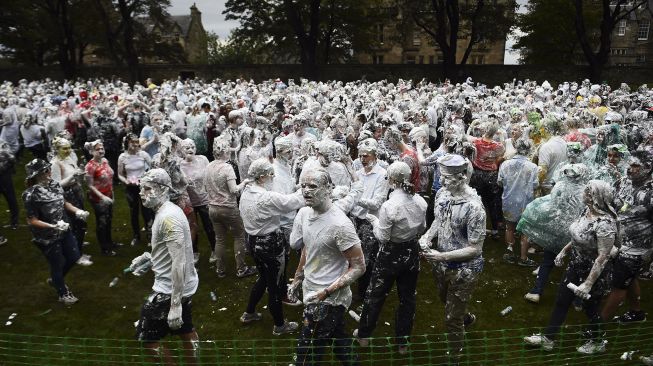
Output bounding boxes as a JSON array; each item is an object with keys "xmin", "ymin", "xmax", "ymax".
[
  {"xmin": 181, "ymin": 141, "xmax": 196, "ymax": 157},
  {"xmin": 293, "ymin": 122, "xmax": 305, "ymax": 136},
  {"xmin": 56, "ymin": 143, "xmax": 72, "ymax": 159},
  {"xmin": 276, "ymin": 147, "xmax": 293, "ymax": 162},
  {"xmin": 359, "ymin": 152, "xmax": 376, "ymax": 169},
  {"xmin": 139, "ymin": 181, "xmax": 168, "ymax": 209},
  {"xmin": 510, "ymin": 125, "xmax": 523, "ymax": 140},
  {"xmin": 627, "ymin": 157, "xmax": 651, "ymax": 182},
  {"xmin": 596, "ymin": 130, "xmax": 606, "ymax": 145},
  {"xmin": 440, "ymin": 172, "xmax": 466, "ymax": 195},
  {"xmin": 301, "ymin": 171, "xmax": 331, "ymax": 208},
  {"xmin": 128, "ymin": 138, "xmax": 140, "ymax": 152}
]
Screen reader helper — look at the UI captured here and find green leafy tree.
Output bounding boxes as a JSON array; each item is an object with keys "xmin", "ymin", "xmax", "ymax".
[
  {"xmin": 513, "ymin": 0, "xmax": 593, "ymax": 65},
  {"xmin": 207, "ymin": 32, "xmax": 257, "ymax": 64},
  {"xmin": 408, "ymin": 0, "xmax": 517, "ymax": 77},
  {"xmin": 223, "ymin": 0, "xmax": 380, "ymax": 75}
]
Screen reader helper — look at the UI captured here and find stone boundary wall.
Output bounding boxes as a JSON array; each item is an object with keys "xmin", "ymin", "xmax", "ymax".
[{"xmin": 1, "ymin": 64, "xmax": 653, "ymax": 87}]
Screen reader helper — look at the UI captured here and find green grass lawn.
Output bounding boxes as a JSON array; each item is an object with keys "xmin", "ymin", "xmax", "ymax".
[{"xmin": 0, "ymin": 153, "xmax": 652, "ymax": 365}]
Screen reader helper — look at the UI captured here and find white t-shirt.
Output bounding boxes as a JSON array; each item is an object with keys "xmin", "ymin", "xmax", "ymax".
[
  {"xmin": 150, "ymin": 201, "xmax": 199, "ymax": 297},
  {"xmin": 290, "ymin": 205, "xmax": 361, "ymax": 307}
]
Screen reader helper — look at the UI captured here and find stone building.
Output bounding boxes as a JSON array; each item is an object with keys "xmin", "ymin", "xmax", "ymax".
[
  {"xmin": 608, "ymin": 1, "xmax": 653, "ymax": 66},
  {"xmin": 357, "ymin": 5, "xmax": 507, "ymax": 65},
  {"xmin": 85, "ymin": 4, "xmax": 207, "ymax": 65}
]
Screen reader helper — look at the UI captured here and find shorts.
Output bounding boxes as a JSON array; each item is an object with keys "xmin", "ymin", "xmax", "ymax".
[
  {"xmin": 136, "ymin": 292, "xmax": 194, "ymax": 342},
  {"xmin": 611, "ymin": 253, "xmax": 646, "ymax": 290}
]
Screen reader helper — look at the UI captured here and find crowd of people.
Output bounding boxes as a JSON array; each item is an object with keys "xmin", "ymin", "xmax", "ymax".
[{"xmin": 0, "ymin": 76, "xmax": 652, "ymax": 365}]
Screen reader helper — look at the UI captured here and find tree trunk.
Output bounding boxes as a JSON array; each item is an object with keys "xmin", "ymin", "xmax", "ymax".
[
  {"xmin": 284, "ymin": 0, "xmax": 320, "ymax": 79},
  {"xmin": 117, "ymin": 0, "xmax": 142, "ymax": 84}
]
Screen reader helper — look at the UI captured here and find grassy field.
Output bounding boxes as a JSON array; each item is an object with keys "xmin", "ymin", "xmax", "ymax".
[{"xmin": 0, "ymin": 152, "xmax": 652, "ymax": 365}]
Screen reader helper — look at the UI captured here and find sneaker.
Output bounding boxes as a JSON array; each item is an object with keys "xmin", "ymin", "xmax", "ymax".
[
  {"xmin": 640, "ymin": 270, "xmax": 653, "ymax": 280},
  {"xmin": 216, "ymin": 270, "xmax": 227, "ymax": 278},
  {"xmin": 272, "ymin": 321, "xmax": 299, "ymax": 336},
  {"xmin": 642, "ymin": 355, "xmax": 653, "ymax": 365},
  {"xmin": 524, "ymin": 334, "xmax": 554, "ymax": 351},
  {"xmin": 524, "ymin": 293, "xmax": 540, "ymax": 303},
  {"xmin": 282, "ymin": 296, "xmax": 302, "ymax": 306},
  {"xmin": 576, "ymin": 339, "xmax": 607, "ymax": 354},
  {"xmin": 236, "ymin": 266, "xmax": 258, "ymax": 278},
  {"xmin": 503, "ymin": 252, "xmax": 517, "ymax": 264},
  {"xmin": 518, "ymin": 258, "xmax": 538, "ymax": 267},
  {"xmin": 77, "ymin": 256, "xmax": 94, "ymax": 265},
  {"xmin": 193, "ymin": 252, "xmax": 200, "ymax": 264},
  {"xmin": 532, "ymin": 266, "xmax": 540, "ymax": 276},
  {"xmin": 0, "ymin": 236, "xmax": 7, "ymax": 246},
  {"xmin": 617, "ymin": 310, "xmax": 647, "ymax": 324},
  {"xmin": 239, "ymin": 312, "xmax": 262, "ymax": 324},
  {"xmin": 209, "ymin": 251, "xmax": 218, "ymax": 264},
  {"xmin": 58, "ymin": 292, "xmax": 79, "ymax": 306},
  {"xmin": 81, "ymin": 253, "xmax": 92, "ymax": 260},
  {"xmin": 353, "ymin": 329, "xmax": 369, "ymax": 347}
]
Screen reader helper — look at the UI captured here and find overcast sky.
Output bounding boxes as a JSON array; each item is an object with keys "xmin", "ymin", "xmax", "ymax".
[{"xmin": 170, "ymin": 0, "xmax": 526, "ymax": 64}]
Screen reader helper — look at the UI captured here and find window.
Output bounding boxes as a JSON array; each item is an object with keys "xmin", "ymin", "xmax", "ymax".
[
  {"xmin": 405, "ymin": 55, "xmax": 416, "ymax": 64},
  {"xmin": 638, "ymin": 20, "xmax": 650, "ymax": 40},
  {"xmin": 429, "ymin": 55, "xmax": 435, "ymax": 64},
  {"xmin": 419, "ymin": 55, "xmax": 424, "ymax": 64},
  {"xmin": 618, "ymin": 19, "xmax": 627, "ymax": 36},
  {"xmin": 636, "ymin": 54, "xmax": 646, "ymax": 63},
  {"xmin": 373, "ymin": 55, "xmax": 384, "ymax": 64},
  {"xmin": 611, "ymin": 48, "xmax": 628, "ymax": 55},
  {"xmin": 377, "ymin": 24, "xmax": 384, "ymax": 43},
  {"xmin": 413, "ymin": 32, "xmax": 421, "ymax": 46},
  {"xmin": 471, "ymin": 55, "xmax": 485, "ymax": 64}
]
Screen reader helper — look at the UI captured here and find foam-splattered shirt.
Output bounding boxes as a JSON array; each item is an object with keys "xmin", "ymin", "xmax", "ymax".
[
  {"xmin": 150, "ymin": 201, "xmax": 198, "ymax": 297},
  {"xmin": 23, "ymin": 180, "xmax": 68, "ymax": 245},
  {"xmin": 432, "ymin": 187, "xmax": 486, "ymax": 272},
  {"xmin": 291, "ymin": 205, "xmax": 361, "ymax": 308}
]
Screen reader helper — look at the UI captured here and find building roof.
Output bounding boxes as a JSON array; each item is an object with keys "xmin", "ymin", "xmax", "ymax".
[{"xmin": 170, "ymin": 15, "xmax": 192, "ymax": 37}]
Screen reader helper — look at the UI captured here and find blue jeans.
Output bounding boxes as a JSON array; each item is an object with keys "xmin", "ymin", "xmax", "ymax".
[
  {"xmin": 36, "ymin": 230, "xmax": 81, "ymax": 296},
  {"xmin": 530, "ymin": 250, "xmax": 556, "ymax": 295}
]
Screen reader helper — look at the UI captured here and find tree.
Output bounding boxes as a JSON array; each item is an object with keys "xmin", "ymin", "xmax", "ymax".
[
  {"xmin": 513, "ymin": 0, "xmax": 597, "ymax": 65},
  {"xmin": 408, "ymin": 0, "xmax": 517, "ymax": 78},
  {"xmin": 207, "ymin": 32, "xmax": 257, "ymax": 64},
  {"xmin": 574, "ymin": 0, "xmax": 648, "ymax": 82},
  {"xmin": 223, "ymin": 0, "xmax": 380, "ymax": 76}
]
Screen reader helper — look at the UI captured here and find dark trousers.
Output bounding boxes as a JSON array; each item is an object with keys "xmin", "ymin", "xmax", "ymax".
[
  {"xmin": 0, "ymin": 171, "xmax": 19, "ymax": 226},
  {"xmin": 91, "ymin": 201, "xmax": 114, "ymax": 253},
  {"xmin": 470, "ymin": 169, "xmax": 502, "ymax": 230},
  {"xmin": 295, "ymin": 304, "xmax": 359, "ymax": 366},
  {"xmin": 246, "ymin": 232, "xmax": 287, "ymax": 327},
  {"xmin": 358, "ymin": 241, "xmax": 419, "ymax": 344},
  {"xmin": 530, "ymin": 250, "xmax": 557, "ymax": 295},
  {"xmin": 544, "ymin": 264, "xmax": 604, "ymax": 340},
  {"xmin": 27, "ymin": 143, "xmax": 48, "ymax": 160},
  {"xmin": 63, "ymin": 184, "xmax": 86, "ymax": 251},
  {"xmin": 354, "ymin": 218, "xmax": 379, "ymax": 300},
  {"xmin": 125, "ymin": 185, "xmax": 153, "ymax": 240},
  {"xmin": 36, "ymin": 230, "xmax": 80, "ymax": 297},
  {"xmin": 192, "ymin": 205, "xmax": 216, "ymax": 253}
]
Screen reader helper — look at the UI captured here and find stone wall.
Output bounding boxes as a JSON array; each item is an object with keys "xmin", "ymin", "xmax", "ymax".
[{"xmin": 2, "ymin": 64, "xmax": 653, "ymax": 87}]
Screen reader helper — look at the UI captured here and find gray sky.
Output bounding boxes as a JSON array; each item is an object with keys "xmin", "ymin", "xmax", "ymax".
[{"xmin": 171, "ymin": 0, "xmax": 525, "ymax": 64}]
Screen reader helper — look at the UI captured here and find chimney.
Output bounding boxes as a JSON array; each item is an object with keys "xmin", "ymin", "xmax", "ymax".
[{"xmin": 190, "ymin": 3, "xmax": 200, "ymax": 19}]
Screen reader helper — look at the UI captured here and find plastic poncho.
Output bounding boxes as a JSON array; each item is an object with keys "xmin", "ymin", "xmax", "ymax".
[{"xmin": 516, "ymin": 164, "xmax": 590, "ymax": 253}]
